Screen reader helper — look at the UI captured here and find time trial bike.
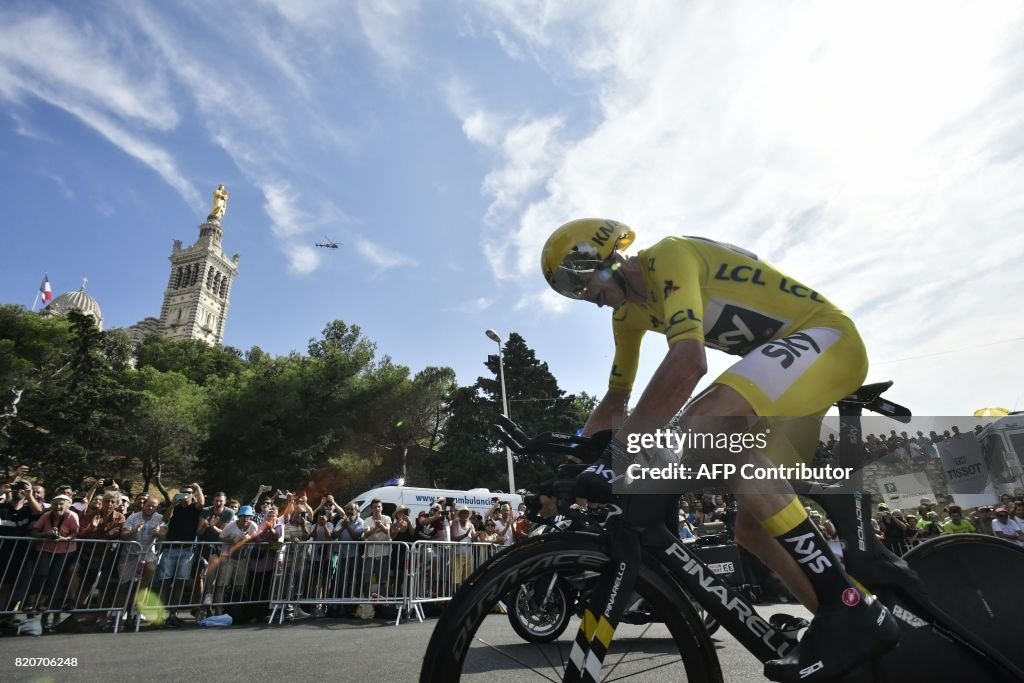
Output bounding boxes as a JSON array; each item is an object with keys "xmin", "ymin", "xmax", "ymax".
[{"xmin": 420, "ymin": 381, "xmax": 1024, "ymax": 682}]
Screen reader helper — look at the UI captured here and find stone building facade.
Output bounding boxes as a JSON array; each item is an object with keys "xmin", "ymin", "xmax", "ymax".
[{"xmin": 157, "ymin": 213, "xmax": 240, "ymax": 346}]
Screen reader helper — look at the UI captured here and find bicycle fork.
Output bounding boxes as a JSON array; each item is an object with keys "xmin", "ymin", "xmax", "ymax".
[{"xmin": 564, "ymin": 518, "xmax": 642, "ymax": 683}]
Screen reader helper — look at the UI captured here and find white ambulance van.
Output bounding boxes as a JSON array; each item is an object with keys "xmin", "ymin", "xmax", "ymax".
[{"xmin": 347, "ymin": 485, "xmax": 523, "ymax": 521}]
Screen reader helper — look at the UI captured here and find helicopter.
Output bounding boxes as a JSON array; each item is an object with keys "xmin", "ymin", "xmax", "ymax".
[{"xmin": 315, "ymin": 236, "xmax": 341, "ymax": 249}]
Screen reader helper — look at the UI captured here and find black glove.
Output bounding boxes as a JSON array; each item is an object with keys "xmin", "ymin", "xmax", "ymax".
[{"xmin": 574, "ymin": 439, "xmax": 628, "ymax": 504}]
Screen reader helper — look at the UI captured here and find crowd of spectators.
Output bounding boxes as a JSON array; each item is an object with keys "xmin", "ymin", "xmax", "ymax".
[
  {"xmin": 4, "ymin": 460, "xmax": 1023, "ymax": 635},
  {"xmin": 812, "ymin": 424, "xmax": 988, "ymax": 469},
  {"xmin": 0, "ymin": 469, "xmax": 561, "ymax": 633}
]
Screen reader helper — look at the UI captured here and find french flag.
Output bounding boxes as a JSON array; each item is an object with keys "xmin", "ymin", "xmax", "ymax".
[{"xmin": 40, "ymin": 274, "xmax": 52, "ymax": 306}]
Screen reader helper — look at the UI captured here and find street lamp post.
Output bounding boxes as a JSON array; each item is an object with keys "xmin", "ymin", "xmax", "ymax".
[{"xmin": 485, "ymin": 329, "xmax": 516, "ymax": 493}]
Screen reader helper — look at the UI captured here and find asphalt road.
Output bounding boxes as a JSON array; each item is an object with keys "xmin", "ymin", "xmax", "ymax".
[{"xmin": 0, "ymin": 603, "xmax": 811, "ymax": 682}]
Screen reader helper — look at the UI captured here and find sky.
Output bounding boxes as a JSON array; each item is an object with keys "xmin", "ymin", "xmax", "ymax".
[{"xmin": 1, "ymin": 1, "xmax": 1023, "ymax": 417}]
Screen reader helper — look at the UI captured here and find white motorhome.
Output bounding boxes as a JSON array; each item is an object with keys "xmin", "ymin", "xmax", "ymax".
[
  {"xmin": 977, "ymin": 414, "xmax": 1024, "ymax": 496},
  {"xmin": 347, "ymin": 485, "xmax": 523, "ymax": 521}
]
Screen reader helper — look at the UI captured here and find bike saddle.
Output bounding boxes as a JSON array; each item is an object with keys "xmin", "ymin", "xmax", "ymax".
[{"xmin": 841, "ymin": 381, "xmax": 893, "ymax": 405}]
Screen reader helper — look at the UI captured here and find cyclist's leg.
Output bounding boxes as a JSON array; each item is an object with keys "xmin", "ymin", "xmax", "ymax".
[
  {"xmin": 696, "ymin": 323, "xmax": 899, "ymax": 681},
  {"xmin": 684, "ymin": 384, "xmax": 818, "ymax": 611}
]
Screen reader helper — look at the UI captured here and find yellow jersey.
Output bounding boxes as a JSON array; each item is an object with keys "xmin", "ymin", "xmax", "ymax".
[{"xmin": 609, "ymin": 236, "xmax": 852, "ymax": 393}]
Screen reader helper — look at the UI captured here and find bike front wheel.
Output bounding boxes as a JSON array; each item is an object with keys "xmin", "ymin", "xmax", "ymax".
[
  {"xmin": 506, "ymin": 574, "xmax": 574, "ymax": 644},
  {"xmin": 420, "ymin": 532, "xmax": 722, "ymax": 682}
]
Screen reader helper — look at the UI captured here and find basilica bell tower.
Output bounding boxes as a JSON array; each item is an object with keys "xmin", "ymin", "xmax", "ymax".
[{"xmin": 158, "ymin": 184, "xmax": 240, "ymax": 346}]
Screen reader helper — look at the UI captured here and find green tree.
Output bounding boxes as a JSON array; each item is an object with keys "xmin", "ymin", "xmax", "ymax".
[
  {"xmin": 135, "ymin": 334, "xmax": 245, "ymax": 386},
  {"xmin": 0, "ymin": 305, "xmax": 74, "ymax": 445},
  {"xmin": 431, "ymin": 333, "xmax": 596, "ymax": 491},
  {"xmin": 3, "ymin": 311, "xmax": 142, "ymax": 487},
  {"xmin": 376, "ymin": 366, "xmax": 457, "ymax": 482},
  {"xmin": 126, "ymin": 368, "xmax": 210, "ymax": 499},
  {"xmin": 200, "ymin": 321, "xmax": 413, "ymax": 499}
]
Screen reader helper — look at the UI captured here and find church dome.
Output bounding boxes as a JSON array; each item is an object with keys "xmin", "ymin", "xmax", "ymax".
[{"xmin": 45, "ymin": 287, "xmax": 104, "ymax": 331}]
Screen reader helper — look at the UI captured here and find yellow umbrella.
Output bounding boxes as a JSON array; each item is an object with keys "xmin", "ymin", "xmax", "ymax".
[{"xmin": 974, "ymin": 407, "xmax": 1010, "ymax": 417}]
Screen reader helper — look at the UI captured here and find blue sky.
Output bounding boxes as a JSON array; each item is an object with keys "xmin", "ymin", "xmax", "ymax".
[{"xmin": 1, "ymin": 1, "xmax": 1023, "ymax": 416}]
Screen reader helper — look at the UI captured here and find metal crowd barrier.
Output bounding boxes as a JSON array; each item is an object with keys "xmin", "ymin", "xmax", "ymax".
[
  {"xmin": 0, "ymin": 536, "xmax": 144, "ymax": 633},
  {"xmin": 405, "ymin": 541, "xmax": 499, "ymax": 621},
  {"xmin": 270, "ymin": 540, "xmax": 414, "ymax": 625},
  {"xmin": 129, "ymin": 540, "xmax": 285, "ymax": 632},
  {"xmin": 1, "ymin": 536, "xmax": 508, "ymax": 633}
]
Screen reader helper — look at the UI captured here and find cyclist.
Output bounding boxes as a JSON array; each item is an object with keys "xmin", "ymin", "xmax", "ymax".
[{"xmin": 541, "ymin": 218, "xmax": 899, "ymax": 682}]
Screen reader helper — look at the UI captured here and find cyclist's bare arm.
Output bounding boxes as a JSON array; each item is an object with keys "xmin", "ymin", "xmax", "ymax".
[
  {"xmin": 613, "ymin": 339, "xmax": 708, "ymax": 443},
  {"xmin": 582, "ymin": 390, "xmax": 630, "ymax": 436}
]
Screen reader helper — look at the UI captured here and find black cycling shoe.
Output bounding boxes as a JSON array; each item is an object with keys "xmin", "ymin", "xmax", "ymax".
[{"xmin": 764, "ymin": 595, "xmax": 899, "ymax": 682}]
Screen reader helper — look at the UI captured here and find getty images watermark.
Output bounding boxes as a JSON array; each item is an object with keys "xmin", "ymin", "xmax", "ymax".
[{"xmin": 621, "ymin": 427, "xmax": 855, "ymax": 484}]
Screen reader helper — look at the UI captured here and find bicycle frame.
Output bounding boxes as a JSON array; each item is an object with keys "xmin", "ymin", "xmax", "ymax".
[{"xmin": 558, "ymin": 384, "xmax": 1024, "ymax": 681}]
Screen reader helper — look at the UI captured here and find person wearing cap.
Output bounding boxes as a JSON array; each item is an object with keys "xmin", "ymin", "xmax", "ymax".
[
  {"xmin": 992, "ymin": 506, "xmax": 1024, "ymax": 548},
  {"xmin": 218, "ymin": 505, "xmax": 260, "ymax": 601},
  {"xmin": 941, "ymin": 505, "xmax": 976, "ymax": 534},
  {"xmin": 22, "ymin": 494, "xmax": 79, "ymax": 615},
  {"xmin": 450, "ymin": 506, "xmax": 476, "ymax": 587},
  {"xmin": 969, "ymin": 506, "xmax": 995, "ymax": 536},
  {"xmin": 918, "ymin": 511, "xmax": 942, "ymax": 539},
  {"xmin": 416, "ymin": 503, "xmax": 445, "ymax": 542}
]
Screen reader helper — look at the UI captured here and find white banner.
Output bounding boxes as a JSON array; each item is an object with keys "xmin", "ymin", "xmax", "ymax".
[
  {"xmin": 876, "ymin": 473, "xmax": 935, "ymax": 512},
  {"xmin": 937, "ymin": 434, "xmax": 996, "ymax": 507}
]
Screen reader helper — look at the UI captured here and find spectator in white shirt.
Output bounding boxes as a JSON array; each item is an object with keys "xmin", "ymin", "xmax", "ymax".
[
  {"xmin": 118, "ymin": 496, "xmax": 163, "ymax": 620},
  {"xmin": 992, "ymin": 506, "xmax": 1024, "ymax": 548},
  {"xmin": 362, "ymin": 499, "xmax": 391, "ymax": 597},
  {"xmin": 492, "ymin": 502, "xmax": 515, "ymax": 548},
  {"xmin": 219, "ymin": 506, "xmax": 260, "ymax": 599},
  {"xmin": 450, "ymin": 507, "xmax": 476, "ymax": 587}
]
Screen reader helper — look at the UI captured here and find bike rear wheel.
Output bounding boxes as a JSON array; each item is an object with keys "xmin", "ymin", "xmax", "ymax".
[
  {"xmin": 877, "ymin": 534, "xmax": 1024, "ymax": 679},
  {"xmin": 421, "ymin": 532, "xmax": 722, "ymax": 682}
]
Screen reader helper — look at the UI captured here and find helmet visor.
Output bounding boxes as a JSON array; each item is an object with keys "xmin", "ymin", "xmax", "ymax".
[{"xmin": 548, "ymin": 242, "xmax": 606, "ymax": 299}]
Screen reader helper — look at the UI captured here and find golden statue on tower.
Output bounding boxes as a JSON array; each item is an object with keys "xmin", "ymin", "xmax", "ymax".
[{"xmin": 210, "ymin": 184, "xmax": 229, "ymax": 220}]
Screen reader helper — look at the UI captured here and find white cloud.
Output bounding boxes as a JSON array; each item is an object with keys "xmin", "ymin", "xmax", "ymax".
[
  {"xmin": 514, "ymin": 288, "xmax": 569, "ymax": 314},
  {"xmin": 282, "ymin": 242, "xmax": 321, "ymax": 275},
  {"xmin": 0, "ymin": 10, "xmax": 178, "ymax": 130},
  {"xmin": 38, "ymin": 171, "xmax": 74, "ymax": 200},
  {"xmin": 353, "ymin": 235, "xmax": 418, "ymax": 269},
  {"xmin": 64, "ymin": 99, "xmax": 201, "ymax": 208},
  {"xmin": 355, "ymin": 0, "xmax": 422, "ymax": 74},
  {"xmin": 463, "ymin": 2, "xmax": 1024, "ymax": 412},
  {"xmin": 9, "ymin": 111, "xmax": 54, "ymax": 143},
  {"xmin": 261, "ymin": 180, "xmax": 308, "ymax": 239},
  {"xmin": 450, "ymin": 296, "xmax": 495, "ymax": 313},
  {"xmin": 0, "ymin": 8, "xmax": 199, "ymax": 206}
]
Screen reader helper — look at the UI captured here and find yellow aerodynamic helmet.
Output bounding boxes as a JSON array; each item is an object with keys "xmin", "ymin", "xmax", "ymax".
[{"xmin": 541, "ymin": 218, "xmax": 636, "ymax": 299}]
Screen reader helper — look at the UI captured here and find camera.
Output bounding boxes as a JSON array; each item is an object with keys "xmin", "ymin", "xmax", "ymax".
[
  {"xmin": 50, "ymin": 527, "xmax": 60, "ymax": 539},
  {"xmin": 174, "ymin": 492, "xmax": 188, "ymax": 501}
]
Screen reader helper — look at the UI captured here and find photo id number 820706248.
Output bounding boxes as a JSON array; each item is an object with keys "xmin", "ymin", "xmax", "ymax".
[{"xmin": 15, "ymin": 657, "xmax": 78, "ymax": 667}]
